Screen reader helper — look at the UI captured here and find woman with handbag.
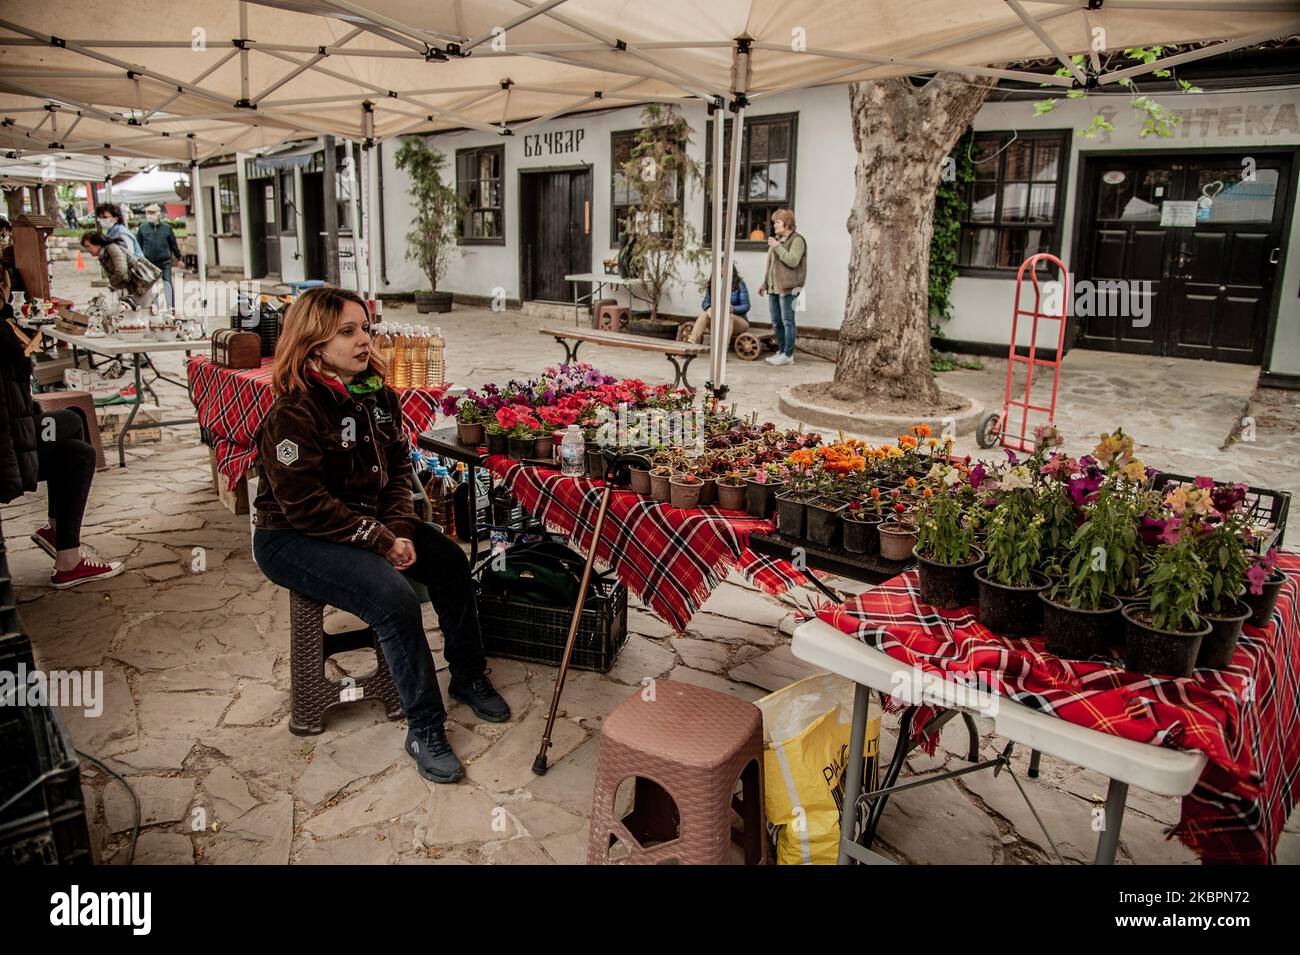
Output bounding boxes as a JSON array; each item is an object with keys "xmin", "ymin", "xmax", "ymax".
[
  {"xmin": 251, "ymin": 286, "xmax": 508, "ymax": 784},
  {"xmin": 80, "ymin": 231, "xmax": 160, "ymax": 309}
]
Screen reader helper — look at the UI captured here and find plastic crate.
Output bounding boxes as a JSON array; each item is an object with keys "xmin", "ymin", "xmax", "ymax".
[
  {"xmin": 1152, "ymin": 472, "xmax": 1291, "ymax": 549},
  {"xmin": 0, "ymin": 700, "xmax": 93, "ymax": 865},
  {"xmin": 474, "ymin": 571, "xmax": 629, "ymax": 673}
]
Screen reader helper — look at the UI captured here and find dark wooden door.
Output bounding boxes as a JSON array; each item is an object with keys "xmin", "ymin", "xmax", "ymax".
[
  {"xmin": 301, "ymin": 172, "xmax": 325, "ymax": 280},
  {"xmin": 245, "ymin": 177, "xmax": 268, "ymax": 279},
  {"xmin": 1077, "ymin": 153, "xmax": 1288, "ymax": 364},
  {"xmin": 520, "ymin": 168, "xmax": 592, "ymax": 302}
]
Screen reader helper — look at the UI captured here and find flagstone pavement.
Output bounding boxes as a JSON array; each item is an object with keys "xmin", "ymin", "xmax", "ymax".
[{"xmin": 7, "ymin": 262, "xmax": 1298, "ymax": 865}]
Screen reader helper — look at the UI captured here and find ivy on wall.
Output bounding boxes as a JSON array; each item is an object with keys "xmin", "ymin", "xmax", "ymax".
[{"xmin": 928, "ymin": 127, "xmax": 974, "ymax": 336}]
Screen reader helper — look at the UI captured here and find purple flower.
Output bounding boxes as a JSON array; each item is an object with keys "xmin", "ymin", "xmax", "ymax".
[
  {"xmin": 1247, "ymin": 562, "xmax": 1269, "ymax": 595},
  {"xmin": 1004, "ymin": 448, "xmax": 1020, "ymax": 465},
  {"xmin": 1078, "ymin": 454, "xmax": 1096, "ymax": 469},
  {"xmin": 1139, "ymin": 515, "xmax": 1165, "ymax": 547},
  {"xmin": 1068, "ymin": 471, "xmax": 1104, "ymax": 507},
  {"xmin": 969, "ymin": 463, "xmax": 987, "ymax": 490}
]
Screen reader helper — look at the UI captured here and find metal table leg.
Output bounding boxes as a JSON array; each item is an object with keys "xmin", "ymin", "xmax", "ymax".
[
  {"xmin": 837, "ymin": 683, "xmax": 872, "ymax": 865},
  {"xmin": 667, "ymin": 353, "xmax": 693, "ymax": 389},
  {"xmin": 554, "ymin": 336, "xmax": 580, "ymax": 364},
  {"xmin": 1028, "ymin": 749, "xmax": 1042, "ymax": 778},
  {"xmin": 1094, "ymin": 779, "xmax": 1128, "ymax": 865},
  {"xmin": 117, "ymin": 354, "xmax": 145, "ymax": 467}
]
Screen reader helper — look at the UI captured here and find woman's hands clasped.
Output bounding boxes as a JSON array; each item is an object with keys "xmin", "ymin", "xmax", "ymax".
[{"xmin": 386, "ymin": 537, "xmax": 416, "ymax": 570}]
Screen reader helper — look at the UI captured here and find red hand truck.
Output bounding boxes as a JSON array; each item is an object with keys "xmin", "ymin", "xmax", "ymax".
[{"xmin": 976, "ymin": 253, "xmax": 1069, "ymax": 452}]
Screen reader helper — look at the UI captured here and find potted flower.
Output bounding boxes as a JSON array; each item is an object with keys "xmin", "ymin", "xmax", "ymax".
[
  {"xmin": 717, "ymin": 470, "xmax": 748, "ymax": 511},
  {"xmin": 648, "ymin": 465, "xmax": 674, "ymax": 503},
  {"xmin": 877, "ymin": 501, "xmax": 918, "ymax": 562},
  {"xmin": 974, "ymin": 466, "xmax": 1049, "ymax": 636},
  {"xmin": 843, "ymin": 490, "xmax": 884, "ymax": 556},
  {"xmin": 1242, "ymin": 547, "xmax": 1285, "ymax": 629},
  {"xmin": 746, "ymin": 463, "xmax": 784, "ymax": 519},
  {"xmin": 443, "ymin": 392, "xmax": 488, "ymax": 446},
  {"xmin": 394, "ymin": 136, "xmax": 462, "ymax": 314},
  {"xmin": 669, "ymin": 471, "xmax": 703, "ymax": 509},
  {"xmin": 483, "ymin": 418, "xmax": 509, "ymax": 457},
  {"xmin": 913, "ymin": 469, "xmax": 983, "ymax": 609},
  {"xmin": 496, "ymin": 406, "xmax": 542, "ymax": 461},
  {"xmin": 1122, "ymin": 519, "xmax": 1212, "ymax": 678},
  {"xmin": 1193, "ymin": 480, "xmax": 1253, "ymax": 668},
  {"xmin": 775, "ymin": 455, "xmax": 815, "ymax": 539}
]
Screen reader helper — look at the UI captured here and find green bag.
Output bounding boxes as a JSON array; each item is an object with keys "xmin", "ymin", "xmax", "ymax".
[{"xmin": 479, "ymin": 541, "xmax": 590, "ymax": 607}]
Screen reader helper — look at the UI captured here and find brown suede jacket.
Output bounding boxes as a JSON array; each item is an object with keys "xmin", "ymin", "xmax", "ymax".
[{"xmin": 252, "ymin": 373, "xmax": 417, "ymax": 555}]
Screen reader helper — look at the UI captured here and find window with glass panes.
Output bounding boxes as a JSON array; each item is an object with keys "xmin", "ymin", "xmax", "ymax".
[
  {"xmin": 958, "ymin": 131, "xmax": 1067, "ymax": 272},
  {"xmin": 456, "ymin": 145, "xmax": 504, "ymax": 243},
  {"xmin": 610, "ymin": 129, "xmax": 685, "ymax": 246},
  {"xmin": 704, "ymin": 113, "xmax": 796, "ymax": 249},
  {"xmin": 279, "ymin": 170, "xmax": 295, "ymax": 235},
  {"xmin": 218, "ymin": 173, "xmax": 240, "ymax": 234}
]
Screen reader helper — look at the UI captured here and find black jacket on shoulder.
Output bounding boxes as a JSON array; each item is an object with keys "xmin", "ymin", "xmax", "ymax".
[
  {"xmin": 0, "ymin": 303, "xmax": 40, "ymax": 503},
  {"xmin": 252, "ymin": 374, "xmax": 417, "ymax": 554}
]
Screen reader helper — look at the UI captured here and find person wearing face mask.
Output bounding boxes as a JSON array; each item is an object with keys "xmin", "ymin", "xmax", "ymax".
[
  {"xmin": 136, "ymin": 204, "xmax": 182, "ymax": 306},
  {"xmin": 94, "ymin": 202, "xmax": 143, "ymax": 258},
  {"xmin": 252, "ymin": 286, "xmax": 509, "ymax": 783}
]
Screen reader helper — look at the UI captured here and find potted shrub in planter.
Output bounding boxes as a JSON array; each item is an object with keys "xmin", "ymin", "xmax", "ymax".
[
  {"xmin": 669, "ymin": 471, "xmax": 703, "ymax": 509},
  {"xmin": 649, "ymin": 465, "xmax": 674, "ymax": 503},
  {"xmin": 975, "ymin": 466, "xmax": 1049, "ymax": 636},
  {"xmin": 1242, "ymin": 548, "xmax": 1285, "ymax": 629},
  {"xmin": 444, "ymin": 392, "xmax": 488, "ymax": 446},
  {"xmin": 394, "ymin": 136, "xmax": 462, "ymax": 314},
  {"xmin": 1122, "ymin": 521, "xmax": 1211, "ymax": 679},
  {"xmin": 913, "ymin": 471, "xmax": 983, "ymax": 609},
  {"xmin": 717, "ymin": 471, "xmax": 748, "ymax": 511},
  {"xmin": 842, "ymin": 493, "xmax": 883, "ymax": 556},
  {"xmin": 1190, "ymin": 480, "xmax": 1254, "ymax": 669}
]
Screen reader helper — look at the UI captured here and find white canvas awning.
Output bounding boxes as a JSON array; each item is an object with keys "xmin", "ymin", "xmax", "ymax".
[
  {"xmin": 111, "ymin": 167, "xmax": 191, "ymax": 204},
  {"xmin": 0, "ymin": 152, "xmax": 150, "ymax": 185}
]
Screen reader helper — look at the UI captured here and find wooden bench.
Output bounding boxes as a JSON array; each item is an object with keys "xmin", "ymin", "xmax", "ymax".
[{"xmin": 538, "ymin": 326, "xmax": 708, "ymax": 389}]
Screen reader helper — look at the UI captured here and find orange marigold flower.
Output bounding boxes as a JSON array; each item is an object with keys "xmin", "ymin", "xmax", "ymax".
[
  {"xmin": 869, "ymin": 487, "xmax": 881, "ymax": 499},
  {"xmin": 913, "ymin": 424, "xmax": 932, "ymax": 438},
  {"xmin": 905, "ymin": 476, "xmax": 917, "ymax": 487},
  {"xmin": 922, "ymin": 487, "xmax": 933, "ymax": 498},
  {"xmin": 898, "ymin": 435, "xmax": 918, "ymax": 450}
]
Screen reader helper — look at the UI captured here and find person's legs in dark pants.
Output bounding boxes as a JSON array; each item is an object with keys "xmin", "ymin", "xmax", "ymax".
[
  {"xmin": 34, "ymin": 409, "xmax": 97, "ymax": 569},
  {"xmin": 404, "ymin": 521, "xmax": 487, "ymax": 681},
  {"xmin": 252, "ymin": 528, "xmax": 447, "ymax": 732},
  {"xmin": 768, "ymin": 293, "xmax": 786, "ymax": 354},
  {"xmin": 158, "ymin": 260, "xmax": 174, "ymax": 307}
]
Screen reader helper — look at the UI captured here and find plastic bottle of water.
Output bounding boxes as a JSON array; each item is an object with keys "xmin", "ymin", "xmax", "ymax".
[{"xmin": 560, "ymin": 424, "xmax": 586, "ymax": 477}]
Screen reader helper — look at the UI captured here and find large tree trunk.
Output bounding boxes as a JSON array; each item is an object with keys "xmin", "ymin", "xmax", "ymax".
[{"xmin": 830, "ymin": 75, "xmax": 994, "ymax": 405}]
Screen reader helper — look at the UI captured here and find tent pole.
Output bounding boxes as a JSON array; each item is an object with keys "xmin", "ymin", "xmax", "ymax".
[
  {"xmin": 707, "ymin": 96, "xmax": 726, "ymax": 394},
  {"xmin": 344, "ymin": 140, "xmax": 368, "ymax": 298},
  {"xmin": 709, "ymin": 39, "xmax": 750, "ymax": 398},
  {"xmin": 189, "ymin": 148, "xmax": 209, "ymax": 317}
]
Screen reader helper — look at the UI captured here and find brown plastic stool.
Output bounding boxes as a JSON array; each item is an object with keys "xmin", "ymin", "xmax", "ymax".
[
  {"xmin": 589, "ymin": 298, "xmax": 617, "ymax": 329},
  {"xmin": 33, "ymin": 390, "xmax": 108, "ymax": 470},
  {"xmin": 594, "ymin": 303, "xmax": 630, "ymax": 333},
  {"xmin": 587, "ymin": 680, "xmax": 766, "ymax": 865},
  {"xmin": 288, "ymin": 590, "xmax": 403, "ymax": 735}
]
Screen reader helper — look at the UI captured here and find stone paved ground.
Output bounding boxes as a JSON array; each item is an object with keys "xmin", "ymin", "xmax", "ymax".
[{"xmin": 9, "ymin": 261, "xmax": 1298, "ymax": 864}]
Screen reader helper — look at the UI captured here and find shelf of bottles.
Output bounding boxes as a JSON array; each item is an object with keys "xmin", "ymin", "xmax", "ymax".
[{"xmin": 372, "ymin": 321, "xmax": 445, "ymax": 389}]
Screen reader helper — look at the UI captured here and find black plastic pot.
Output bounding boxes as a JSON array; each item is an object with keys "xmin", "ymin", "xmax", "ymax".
[
  {"xmin": 1040, "ymin": 591, "xmax": 1122, "ymax": 659},
  {"xmin": 533, "ymin": 435, "xmax": 554, "ymax": 461},
  {"xmin": 1197, "ymin": 599, "xmax": 1251, "ymax": 669},
  {"xmin": 1241, "ymin": 568, "xmax": 1286, "ymax": 629},
  {"xmin": 1122, "ymin": 603, "xmax": 1210, "ymax": 679},
  {"xmin": 914, "ymin": 546, "xmax": 984, "ymax": 610},
  {"xmin": 745, "ymin": 479, "xmax": 782, "ymax": 518},
  {"xmin": 585, "ymin": 444, "xmax": 606, "ymax": 479},
  {"xmin": 775, "ymin": 492, "xmax": 809, "ymax": 540},
  {"xmin": 507, "ymin": 436, "xmax": 533, "ymax": 461},
  {"xmin": 842, "ymin": 515, "xmax": 882, "ymax": 555},
  {"xmin": 806, "ymin": 498, "xmax": 847, "ymax": 547},
  {"xmin": 486, "ymin": 431, "xmax": 508, "ymax": 457},
  {"xmin": 415, "ymin": 290, "xmax": 453, "ymax": 314},
  {"xmin": 975, "ymin": 567, "xmax": 1048, "ymax": 637}
]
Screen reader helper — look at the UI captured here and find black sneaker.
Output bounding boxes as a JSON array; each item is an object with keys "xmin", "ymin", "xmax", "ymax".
[
  {"xmin": 448, "ymin": 673, "xmax": 511, "ymax": 723},
  {"xmin": 405, "ymin": 725, "xmax": 463, "ymax": 784}
]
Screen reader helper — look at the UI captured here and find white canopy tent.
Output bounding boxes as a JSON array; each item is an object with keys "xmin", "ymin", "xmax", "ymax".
[
  {"xmin": 0, "ymin": 152, "xmax": 150, "ymax": 187},
  {"xmin": 2, "ymin": 0, "xmax": 1297, "ymax": 386},
  {"xmin": 110, "ymin": 168, "xmax": 189, "ymax": 205}
]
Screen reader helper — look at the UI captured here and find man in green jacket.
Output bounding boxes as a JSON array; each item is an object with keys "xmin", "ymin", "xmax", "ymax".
[
  {"xmin": 136, "ymin": 203, "xmax": 182, "ymax": 307},
  {"xmin": 757, "ymin": 208, "xmax": 806, "ymax": 366}
]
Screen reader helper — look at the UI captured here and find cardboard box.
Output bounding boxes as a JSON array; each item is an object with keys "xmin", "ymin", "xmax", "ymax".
[
  {"xmin": 208, "ymin": 448, "xmax": 249, "ymax": 516},
  {"xmin": 96, "ymin": 403, "xmax": 162, "ymax": 447},
  {"xmin": 64, "ymin": 368, "xmax": 128, "ymax": 402}
]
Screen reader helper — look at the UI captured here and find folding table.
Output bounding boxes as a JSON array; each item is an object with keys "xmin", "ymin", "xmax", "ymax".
[{"xmin": 792, "ymin": 618, "xmax": 1207, "ymax": 865}]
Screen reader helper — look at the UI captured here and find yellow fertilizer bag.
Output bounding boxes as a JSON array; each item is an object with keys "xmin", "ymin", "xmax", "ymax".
[{"xmin": 756, "ymin": 673, "xmax": 880, "ymax": 865}]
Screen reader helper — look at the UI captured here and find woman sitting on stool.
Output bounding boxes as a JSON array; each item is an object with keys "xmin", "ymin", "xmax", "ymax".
[
  {"xmin": 687, "ymin": 264, "xmax": 751, "ymax": 345},
  {"xmin": 252, "ymin": 286, "xmax": 508, "ymax": 784}
]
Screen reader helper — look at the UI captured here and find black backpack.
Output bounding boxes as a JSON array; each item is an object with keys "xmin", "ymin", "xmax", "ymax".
[{"xmin": 478, "ymin": 540, "xmax": 603, "ymax": 607}]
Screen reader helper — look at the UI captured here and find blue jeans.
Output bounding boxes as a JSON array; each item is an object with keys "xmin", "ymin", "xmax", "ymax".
[
  {"xmin": 768, "ymin": 292, "xmax": 797, "ymax": 356},
  {"xmin": 156, "ymin": 260, "xmax": 174, "ymax": 307},
  {"xmin": 253, "ymin": 521, "xmax": 486, "ymax": 732}
]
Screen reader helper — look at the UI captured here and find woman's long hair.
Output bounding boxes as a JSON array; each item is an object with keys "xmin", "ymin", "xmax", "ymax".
[{"xmin": 270, "ymin": 286, "xmax": 384, "ymax": 396}]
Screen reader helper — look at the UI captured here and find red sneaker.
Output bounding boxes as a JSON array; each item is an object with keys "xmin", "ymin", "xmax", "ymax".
[
  {"xmin": 51, "ymin": 558, "xmax": 125, "ymax": 590},
  {"xmin": 30, "ymin": 525, "xmax": 57, "ymax": 558}
]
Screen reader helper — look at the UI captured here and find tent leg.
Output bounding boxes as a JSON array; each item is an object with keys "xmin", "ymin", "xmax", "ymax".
[{"xmin": 190, "ymin": 151, "xmax": 209, "ymax": 321}]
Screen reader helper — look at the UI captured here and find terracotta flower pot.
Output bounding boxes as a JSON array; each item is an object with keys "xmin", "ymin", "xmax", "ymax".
[
  {"xmin": 975, "ymin": 567, "xmax": 1048, "ymax": 637},
  {"xmin": 698, "ymin": 477, "xmax": 717, "ymax": 506},
  {"xmin": 1241, "ymin": 567, "xmax": 1286, "ymax": 628},
  {"xmin": 877, "ymin": 520, "xmax": 918, "ymax": 562},
  {"xmin": 486, "ymin": 431, "xmax": 508, "ymax": 456},
  {"xmin": 716, "ymin": 481, "xmax": 747, "ymax": 511},
  {"xmin": 649, "ymin": 470, "xmax": 673, "ymax": 503},
  {"xmin": 1040, "ymin": 591, "xmax": 1122, "ymax": 660},
  {"xmin": 669, "ymin": 477, "xmax": 703, "ymax": 509},
  {"xmin": 1122, "ymin": 603, "xmax": 1211, "ymax": 679},
  {"xmin": 1197, "ymin": 599, "xmax": 1250, "ymax": 669},
  {"xmin": 629, "ymin": 465, "xmax": 652, "ymax": 495},
  {"xmin": 914, "ymin": 545, "xmax": 984, "ymax": 610},
  {"xmin": 456, "ymin": 419, "xmax": 484, "ymax": 447},
  {"xmin": 842, "ymin": 514, "xmax": 882, "ymax": 555}
]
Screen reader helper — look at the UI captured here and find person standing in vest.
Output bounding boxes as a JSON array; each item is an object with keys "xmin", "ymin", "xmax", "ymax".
[
  {"xmin": 137, "ymin": 204, "xmax": 182, "ymax": 307},
  {"xmin": 758, "ymin": 208, "xmax": 806, "ymax": 366}
]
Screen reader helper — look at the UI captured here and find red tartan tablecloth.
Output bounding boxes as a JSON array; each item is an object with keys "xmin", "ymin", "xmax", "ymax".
[
  {"xmin": 488, "ymin": 457, "xmax": 811, "ymax": 631},
  {"xmin": 816, "ymin": 552, "xmax": 1300, "ymax": 864},
  {"xmin": 187, "ymin": 356, "xmax": 444, "ymax": 488}
]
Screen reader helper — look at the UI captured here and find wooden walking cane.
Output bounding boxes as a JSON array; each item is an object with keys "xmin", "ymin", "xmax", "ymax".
[{"xmin": 533, "ymin": 452, "xmax": 648, "ymax": 776}]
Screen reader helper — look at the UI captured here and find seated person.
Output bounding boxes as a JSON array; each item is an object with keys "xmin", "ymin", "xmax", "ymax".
[
  {"xmin": 687, "ymin": 264, "xmax": 751, "ymax": 344},
  {"xmin": 0, "ymin": 268, "xmax": 124, "ymax": 587},
  {"xmin": 251, "ymin": 286, "xmax": 508, "ymax": 784}
]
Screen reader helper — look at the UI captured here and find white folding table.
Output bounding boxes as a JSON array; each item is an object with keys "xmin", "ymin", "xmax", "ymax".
[
  {"xmin": 563, "ymin": 272, "xmax": 653, "ymax": 327},
  {"xmin": 45, "ymin": 328, "xmax": 210, "ymax": 467},
  {"xmin": 792, "ymin": 618, "xmax": 1207, "ymax": 865}
]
